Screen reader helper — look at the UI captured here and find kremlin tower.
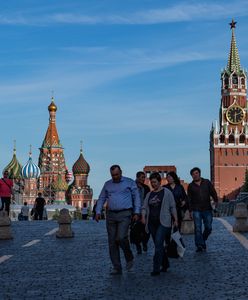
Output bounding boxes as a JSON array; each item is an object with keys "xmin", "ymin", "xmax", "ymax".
[
  {"xmin": 38, "ymin": 97, "xmax": 68, "ymax": 203},
  {"xmin": 21, "ymin": 146, "xmax": 41, "ymax": 204},
  {"xmin": 67, "ymin": 143, "xmax": 93, "ymax": 208},
  {"xmin": 210, "ymin": 20, "xmax": 248, "ymax": 200}
]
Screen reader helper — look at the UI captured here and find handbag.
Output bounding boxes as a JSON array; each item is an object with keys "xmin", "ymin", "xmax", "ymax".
[{"xmin": 171, "ymin": 230, "xmax": 186, "ymax": 258}]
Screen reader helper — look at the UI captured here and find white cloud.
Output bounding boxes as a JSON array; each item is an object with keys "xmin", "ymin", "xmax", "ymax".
[{"xmin": 0, "ymin": 1, "xmax": 248, "ymax": 26}]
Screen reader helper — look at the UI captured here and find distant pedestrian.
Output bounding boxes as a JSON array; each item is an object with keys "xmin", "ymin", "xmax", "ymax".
[
  {"xmin": 142, "ymin": 172, "xmax": 178, "ymax": 276},
  {"xmin": 95, "ymin": 165, "xmax": 141, "ymax": 275},
  {"xmin": 34, "ymin": 192, "xmax": 46, "ymax": 220},
  {"xmin": 132, "ymin": 171, "xmax": 150, "ymax": 254},
  {"xmin": 165, "ymin": 171, "xmax": 188, "ymax": 231},
  {"xmin": 21, "ymin": 202, "xmax": 29, "ymax": 221},
  {"xmin": 0, "ymin": 170, "xmax": 13, "ymax": 216},
  {"xmin": 187, "ymin": 167, "xmax": 218, "ymax": 252},
  {"xmin": 81, "ymin": 203, "xmax": 88, "ymax": 220}
]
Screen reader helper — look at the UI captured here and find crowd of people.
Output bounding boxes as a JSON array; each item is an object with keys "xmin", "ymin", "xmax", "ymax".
[
  {"xmin": 95, "ymin": 165, "xmax": 218, "ymax": 276},
  {"xmin": 0, "ymin": 165, "xmax": 219, "ymax": 276}
]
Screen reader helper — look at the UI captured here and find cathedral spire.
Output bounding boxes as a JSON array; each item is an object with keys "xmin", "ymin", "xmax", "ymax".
[
  {"xmin": 227, "ymin": 19, "xmax": 241, "ymax": 73},
  {"xmin": 42, "ymin": 97, "xmax": 61, "ymax": 148}
]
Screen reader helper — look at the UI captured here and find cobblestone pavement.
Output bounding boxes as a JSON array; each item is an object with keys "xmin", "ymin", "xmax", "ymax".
[{"xmin": 0, "ymin": 218, "xmax": 247, "ymax": 300}]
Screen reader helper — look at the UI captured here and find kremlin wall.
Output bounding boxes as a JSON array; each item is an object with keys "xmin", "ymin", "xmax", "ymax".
[{"xmin": 3, "ymin": 98, "xmax": 93, "ymax": 210}]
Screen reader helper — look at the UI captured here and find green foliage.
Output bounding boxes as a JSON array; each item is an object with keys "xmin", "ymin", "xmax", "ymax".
[{"xmin": 242, "ymin": 169, "xmax": 248, "ymax": 192}]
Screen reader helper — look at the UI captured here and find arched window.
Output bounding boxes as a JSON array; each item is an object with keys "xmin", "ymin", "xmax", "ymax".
[
  {"xmin": 240, "ymin": 134, "xmax": 245, "ymax": 143},
  {"xmin": 220, "ymin": 135, "xmax": 225, "ymax": 143},
  {"xmin": 232, "ymin": 74, "xmax": 238, "ymax": 85},
  {"xmin": 224, "ymin": 76, "xmax": 229, "ymax": 88},
  {"xmin": 241, "ymin": 77, "xmax": 245, "ymax": 86},
  {"xmin": 229, "ymin": 134, "xmax": 235, "ymax": 143}
]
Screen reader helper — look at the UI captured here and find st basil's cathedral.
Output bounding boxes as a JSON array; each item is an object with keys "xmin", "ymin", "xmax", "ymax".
[{"xmin": 3, "ymin": 98, "xmax": 93, "ymax": 209}]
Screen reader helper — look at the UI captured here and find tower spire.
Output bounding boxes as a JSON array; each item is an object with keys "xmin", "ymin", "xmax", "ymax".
[
  {"xmin": 227, "ymin": 19, "xmax": 241, "ymax": 73},
  {"xmin": 80, "ymin": 140, "xmax": 83, "ymax": 154},
  {"xmin": 13, "ymin": 139, "xmax": 16, "ymax": 154}
]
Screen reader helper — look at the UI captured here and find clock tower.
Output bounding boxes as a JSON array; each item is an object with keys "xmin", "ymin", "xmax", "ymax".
[{"xmin": 210, "ymin": 20, "xmax": 248, "ymax": 200}]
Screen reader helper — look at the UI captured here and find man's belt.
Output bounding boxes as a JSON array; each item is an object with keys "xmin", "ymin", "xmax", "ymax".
[{"xmin": 108, "ymin": 208, "xmax": 132, "ymax": 213}]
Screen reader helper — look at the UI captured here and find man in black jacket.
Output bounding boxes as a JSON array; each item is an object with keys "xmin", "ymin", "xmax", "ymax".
[
  {"xmin": 132, "ymin": 171, "xmax": 150, "ymax": 254},
  {"xmin": 188, "ymin": 167, "xmax": 218, "ymax": 252}
]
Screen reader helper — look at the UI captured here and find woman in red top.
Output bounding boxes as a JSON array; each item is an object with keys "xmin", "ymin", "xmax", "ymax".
[{"xmin": 0, "ymin": 170, "xmax": 13, "ymax": 216}]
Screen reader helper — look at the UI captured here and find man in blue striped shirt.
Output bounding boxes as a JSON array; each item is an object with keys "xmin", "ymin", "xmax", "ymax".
[{"xmin": 96, "ymin": 165, "xmax": 141, "ymax": 275}]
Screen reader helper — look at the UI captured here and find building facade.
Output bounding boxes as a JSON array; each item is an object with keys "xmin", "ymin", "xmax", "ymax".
[
  {"xmin": 210, "ymin": 20, "xmax": 248, "ymax": 200},
  {"xmin": 67, "ymin": 146, "xmax": 93, "ymax": 209},
  {"xmin": 38, "ymin": 98, "xmax": 68, "ymax": 203}
]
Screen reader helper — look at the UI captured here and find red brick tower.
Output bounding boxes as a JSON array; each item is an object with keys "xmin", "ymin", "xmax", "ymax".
[
  {"xmin": 210, "ymin": 20, "xmax": 248, "ymax": 200},
  {"xmin": 67, "ymin": 143, "xmax": 93, "ymax": 209},
  {"xmin": 38, "ymin": 98, "xmax": 67, "ymax": 202}
]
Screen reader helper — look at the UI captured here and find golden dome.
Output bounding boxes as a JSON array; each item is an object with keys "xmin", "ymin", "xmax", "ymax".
[{"xmin": 48, "ymin": 98, "xmax": 57, "ymax": 112}]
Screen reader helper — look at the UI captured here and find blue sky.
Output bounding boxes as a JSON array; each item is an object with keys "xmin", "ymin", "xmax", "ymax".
[{"xmin": 1, "ymin": 0, "xmax": 248, "ymax": 197}]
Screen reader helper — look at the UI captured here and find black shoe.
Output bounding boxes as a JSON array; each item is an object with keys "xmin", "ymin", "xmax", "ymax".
[
  {"xmin": 110, "ymin": 269, "xmax": 122, "ymax": 275},
  {"xmin": 151, "ymin": 271, "xmax": 160, "ymax": 276},
  {"xmin": 143, "ymin": 244, "xmax": 148, "ymax": 252},
  {"xmin": 136, "ymin": 245, "xmax": 142, "ymax": 255},
  {"xmin": 202, "ymin": 244, "xmax": 206, "ymax": 251},
  {"xmin": 160, "ymin": 267, "xmax": 167, "ymax": 272},
  {"xmin": 196, "ymin": 246, "xmax": 203, "ymax": 252}
]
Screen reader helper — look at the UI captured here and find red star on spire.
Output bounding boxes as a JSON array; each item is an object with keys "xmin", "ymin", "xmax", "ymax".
[{"xmin": 229, "ymin": 19, "xmax": 237, "ymax": 29}]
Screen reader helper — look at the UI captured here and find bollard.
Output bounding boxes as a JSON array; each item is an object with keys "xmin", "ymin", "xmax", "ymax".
[
  {"xmin": 181, "ymin": 210, "xmax": 194, "ymax": 234},
  {"xmin": 233, "ymin": 203, "xmax": 248, "ymax": 232},
  {"xmin": 0, "ymin": 211, "xmax": 13, "ymax": 240},
  {"xmin": 56, "ymin": 208, "xmax": 74, "ymax": 238}
]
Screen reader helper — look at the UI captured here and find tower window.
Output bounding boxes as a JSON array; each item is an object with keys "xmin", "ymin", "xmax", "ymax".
[
  {"xmin": 232, "ymin": 74, "xmax": 238, "ymax": 85},
  {"xmin": 235, "ymin": 177, "xmax": 237, "ymax": 181},
  {"xmin": 241, "ymin": 77, "xmax": 245, "ymax": 85},
  {"xmin": 224, "ymin": 77, "xmax": 229, "ymax": 88}
]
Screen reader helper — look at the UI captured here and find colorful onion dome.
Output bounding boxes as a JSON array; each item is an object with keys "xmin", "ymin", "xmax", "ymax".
[
  {"xmin": 3, "ymin": 143, "xmax": 22, "ymax": 179},
  {"xmin": 48, "ymin": 97, "xmax": 57, "ymax": 112},
  {"xmin": 52, "ymin": 174, "xmax": 68, "ymax": 192},
  {"xmin": 72, "ymin": 144, "xmax": 90, "ymax": 175},
  {"xmin": 21, "ymin": 148, "xmax": 40, "ymax": 179},
  {"xmin": 65, "ymin": 168, "xmax": 73, "ymax": 183}
]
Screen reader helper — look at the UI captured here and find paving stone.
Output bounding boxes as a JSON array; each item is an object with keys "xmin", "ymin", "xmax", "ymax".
[{"xmin": 0, "ymin": 218, "xmax": 247, "ymax": 299}]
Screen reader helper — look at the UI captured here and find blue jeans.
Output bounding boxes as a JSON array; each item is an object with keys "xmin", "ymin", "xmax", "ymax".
[
  {"xmin": 193, "ymin": 210, "xmax": 213, "ymax": 248},
  {"xmin": 148, "ymin": 220, "xmax": 171, "ymax": 272}
]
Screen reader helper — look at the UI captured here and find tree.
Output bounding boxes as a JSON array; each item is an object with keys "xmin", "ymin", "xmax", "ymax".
[{"xmin": 242, "ymin": 169, "xmax": 248, "ymax": 192}]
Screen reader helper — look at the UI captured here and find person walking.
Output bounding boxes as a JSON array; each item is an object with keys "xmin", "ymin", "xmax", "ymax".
[
  {"xmin": 34, "ymin": 192, "xmax": 46, "ymax": 220},
  {"xmin": 165, "ymin": 171, "xmax": 188, "ymax": 231},
  {"xmin": 187, "ymin": 167, "xmax": 218, "ymax": 252},
  {"xmin": 21, "ymin": 202, "xmax": 29, "ymax": 221},
  {"xmin": 133, "ymin": 171, "xmax": 150, "ymax": 254},
  {"xmin": 0, "ymin": 170, "xmax": 13, "ymax": 216},
  {"xmin": 81, "ymin": 203, "xmax": 88, "ymax": 220},
  {"xmin": 95, "ymin": 165, "xmax": 141, "ymax": 275},
  {"xmin": 142, "ymin": 172, "xmax": 178, "ymax": 276}
]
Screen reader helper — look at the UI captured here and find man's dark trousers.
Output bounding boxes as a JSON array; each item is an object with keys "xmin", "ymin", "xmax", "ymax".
[
  {"xmin": 0, "ymin": 197, "xmax": 11, "ymax": 216},
  {"xmin": 106, "ymin": 209, "xmax": 134, "ymax": 271}
]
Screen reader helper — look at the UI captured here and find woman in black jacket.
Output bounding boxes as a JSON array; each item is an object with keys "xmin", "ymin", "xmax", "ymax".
[{"xmin": 165, "ymin": 171, "xmax": 188, "ymax": 231}]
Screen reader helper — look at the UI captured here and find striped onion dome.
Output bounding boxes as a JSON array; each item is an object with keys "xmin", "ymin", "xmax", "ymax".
[
  {"xmin": 52, "ymin": 174, "xmax": 68, "ymax": 192},
  {"xmin": 21, "ymin": 150, "xmax": 40, "ymax": 179},
  {"xmin": 3, "ymin": 146, "xmax": 22, "ymax": 179}
]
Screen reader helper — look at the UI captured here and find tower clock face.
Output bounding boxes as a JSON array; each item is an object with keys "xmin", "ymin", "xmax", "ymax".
[{"xmin": 226, "ymin": 105, "xmax": 245, "ymax": 124}]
